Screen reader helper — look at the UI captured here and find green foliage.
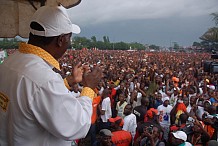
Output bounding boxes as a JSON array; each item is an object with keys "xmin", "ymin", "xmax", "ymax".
[
  {"xmin": 0, "ymin": 38, "xmax": 19, "ymax": 49},
  {"xmin": 200, "ymin": 27, "xmax": 218, "ymax": 42},
  {"xmin": 173, "ymin": 42, "xmax": 180, "ymax": 50},
  {"xmin": 129, "ymin": 42, "xmax": 146, "ymax": 50},
  {"xmin": 149, "ymin": 44, "xmax": 160, "ymax": 50},
  {"xmin": 71, "ymin": 36, "xmax": 146, "ymax": 50},
  {"xmin": 198, "ymin": 12, "xmax": 218, "ymax": 50},
  {"xmin": 211, "ymin": 12, "xmax": 218, "ymax": 26},
  {"xmin": 192, "ymin": 42, "xmax": 201, "ymax": 47}
]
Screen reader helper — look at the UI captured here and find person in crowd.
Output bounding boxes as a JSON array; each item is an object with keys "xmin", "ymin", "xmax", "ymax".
[
  {"xmin": 169, "ymin": 131, "xmax": 192, "ymax": 146},
  {"xmin": 154, "ymin": 92, "xmax": 163, "ymax": 109},
  {"xmin": 134, "ymin": 108, "xmax": 162, "ymax": 144},
  {"xmin": 87, "ymin": 94, "xmax": 101, "ymax": 146},
  {"xmin": 123, "ymin": 104, "xmax": 137, "ymax": 140},
  {"xmin": 99, "ymin": 88, "xmax": 112, "ymax": 130},
  {"xmin": 134, "ymin": 124, "xmax": 165, "ymax": 146},
  {"xmin": 157, "ymin": 96, "xmax": 173, "ymax": 142},
  {"xmin": 202, "ymin": 105, "xmax": 218, "ymax": 140},
  {"xmin": 187, "ymin": 96, "xmax": 197, "ymax": 115},
  {"xmin": 109, "ymin": 116, "xmax": 132, "ymax": 146},
  {"xmin": 93, "ymin": 129, "xmax": 115, "ymax": 146},
  {"xmin": 170, "ymin": 96, "xmax": 188, "ymax": 125},
  {"xmin": 187, "ymin": 117, "xmax": 210, "ymax": 146},
  {"xmin": 133, "ymin": 97, "xmax": 150, "ymax": 124},
  {"xmin": 0, "ymin": 5, "xmax": 102, "ymax": 146},
  {"xmin": 170, "ymin": 113, "xmax": 193, "ymax": 135},
  {"xmin": 116, "ymin": 92, "xmax": 128, "ymax": 119}
]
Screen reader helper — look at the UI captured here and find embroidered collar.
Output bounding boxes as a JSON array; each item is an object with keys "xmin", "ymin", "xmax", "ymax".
[{"xmin": 19, "ymin": 42, "xmax": 60, "ymax": 70}]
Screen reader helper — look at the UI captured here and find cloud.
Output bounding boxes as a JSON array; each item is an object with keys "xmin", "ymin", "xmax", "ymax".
[
  {"xmin": 68, "ymin": 0, "xmax": 218, "ymax": 26},
  {"xmin": 67, "ymin": 0, "xmax": 218, "ymax": 46}
]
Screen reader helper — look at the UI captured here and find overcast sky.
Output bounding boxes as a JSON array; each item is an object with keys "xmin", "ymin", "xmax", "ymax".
[{"xmin": 67, "ymin": 0, "xmax": 218, "ymax": 47}]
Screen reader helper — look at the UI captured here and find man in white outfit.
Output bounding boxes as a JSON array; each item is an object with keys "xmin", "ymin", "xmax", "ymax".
[
  {"xmin": 122, "ymin": 104, "xmax": 137, "ymax": 140},
  {"xmin": 99, "ymin": 88, "xmax": 112, "ymax": 130},
  {"xmin": 0, "ymin": 5, "xmax": 102, "ymax": 146},
  {"xmin": 157, "ymin": 96, "xmax": 173, "ymax": 141}
]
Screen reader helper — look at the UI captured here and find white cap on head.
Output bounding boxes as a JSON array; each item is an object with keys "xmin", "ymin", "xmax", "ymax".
[
  {"xmin": 30, "ymin": 5, "xmax": 80, "ymax": 37},
  {"xmin": 207, "ymin": 85, "xmax": 215, "ymax": 91},
  {"xmin": 172, "ymin": 131, "xmax": 187, "ymax": 141},
  {"xmin": 162, "ymin": 96, "xmax": 169, "ymax": 103}
]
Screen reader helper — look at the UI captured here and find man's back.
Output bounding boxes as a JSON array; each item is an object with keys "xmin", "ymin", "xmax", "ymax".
[{"xmin": 0, "ymin": 51, "xmax": 92, "ymax": 145}]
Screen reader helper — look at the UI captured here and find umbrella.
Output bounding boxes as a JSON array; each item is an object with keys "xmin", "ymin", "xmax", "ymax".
[{"xmin": 0, "ymin": 0, "xmax": 81, "ymax": 38}]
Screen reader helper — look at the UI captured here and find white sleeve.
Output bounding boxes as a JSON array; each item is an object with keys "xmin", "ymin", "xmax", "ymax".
[
  {"xmin": 30, "ymin": 78, "xmax": 92, "ymax": 140},
  {"xmin": 122, "ymin": 118, "xmax": 129, "ymax": 131},
  {"xmin": 101, "ymin": 98, "xmax": 107, "ymax": 111}
]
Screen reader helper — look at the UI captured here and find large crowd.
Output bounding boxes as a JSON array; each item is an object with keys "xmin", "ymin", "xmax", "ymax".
[{"xmin": 5, "ymin": 49, "xmax": 218, "ymax": 146}]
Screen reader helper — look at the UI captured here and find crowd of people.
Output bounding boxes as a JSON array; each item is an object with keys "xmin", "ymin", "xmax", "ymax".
[
  {"xmin": 1, "ymin": 5, "xmax": 218, "ymax": 146},
  {"xmin": 58, "ymin": 49, "xmax": 218, "ymax": 146},
  {"xmin": 3, "ymin": 47, "xmax": 218, "ymax": 146}
]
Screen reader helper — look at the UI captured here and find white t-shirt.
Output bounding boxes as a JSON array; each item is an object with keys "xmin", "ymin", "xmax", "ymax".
[
  {"xmin": 123, "ymin": 113, "xmax": 137, "ymax": 139},
  {"xmin": 126, "ymin": 95, "xmax": 137, "ymax": 109},
  {"xmin": 186, "ymin": 104, "xmax": 192, "ymax": 113},
  {"xmin": 98, "ymin": 87, "xmax": 104, "ymax": 96},
  {"xmin": 136, "ymin": 92, "xmax": 142, "ymax": 106},
  {"xmin": 101, "ymin": 97, "xmax": 112, "ymax": 122},
  {"xmin": 157, "ymin": 104, "xmax": 173, "ymax": 127},
  {"xmin": 196, "ymin": 106, "xmax": 204, "ymax": 120}
]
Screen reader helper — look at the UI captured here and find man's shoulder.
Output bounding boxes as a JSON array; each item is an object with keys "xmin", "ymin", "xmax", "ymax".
[{"xmin": 112, "ymin": 130, "xmax": 131, "ymax": 136}]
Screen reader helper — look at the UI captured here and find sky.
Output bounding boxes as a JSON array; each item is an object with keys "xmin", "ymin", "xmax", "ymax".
[{"xmin": 67, "ymin": 0, "xmax": 218, "ymax": 47}]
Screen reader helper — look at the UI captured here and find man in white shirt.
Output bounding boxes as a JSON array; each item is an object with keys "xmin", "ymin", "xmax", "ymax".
[
  {"xmin": 0, "ymin": 5, "xmax": 102, "ymax": 146},
  {"xmin": 157, "ymin": 97, "xmax": 173, "ymax": 141},
  {"xmin": 99, "ymin": 88, "xmax": 112, "ymax": 130},
  {"xmin": 123, "ymin": 104, "xmax": 137, "ymax": 140}
]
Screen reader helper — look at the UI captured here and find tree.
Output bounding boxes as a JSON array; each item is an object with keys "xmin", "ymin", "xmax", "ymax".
[
  {"xmin": 114, "ymin": 42, "xmax": 128, "ymax": 50},
  {"xmin": 199, "ymin": 12, "xmax": 218, "ymax": 51},
  {"xmin": 211, "ymin": 12, "xmax": 218, "ymax": 26},
  {"xmin": 200, "ymin": 27, "xmax": 218, "ymax": 42},
  {"xmin": 149, "ymin": 44, "xmax": 160, "ymax": 50},
  {"xmin": 91, "ymin": 36, "xmax": 97, "ymax": 43},
  {"xmin": 129, "ymin": 42, "xmax": 146, "ymax": 50},
  {"xmin": 192, "ymin": 42, "xmax": 201, "ymax": 47},
  {"xmin": 72, "ymin": 36, "xmax": 91, "ymax": 50},
  {"xmin": 173, "ymin": 42, "xmax": 179, "ymax": 50},
  {"xmin": 103, "ymin": 36, "xmax": 109, "ymax": 43}
]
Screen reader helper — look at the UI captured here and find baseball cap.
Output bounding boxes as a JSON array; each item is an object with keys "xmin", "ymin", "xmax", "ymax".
[
  {"xmin": 30, "ymin": 5, "xmax": 80, "ymax": 37},
  {"xmin": 207, "ymin": 85, "xmax": 215, "ymax": 90},
  {"xmin": 99, "ymin": 129, "xmax": 113, "ymax": 136},
  {"xmin": 204, "ymin": 100, "xmax": 212, "ymax": 105},
  {"xmin": 109, "ymin": 116, "xmax": 124, "ymax": 127},
  {"xmin": 172, "ymin": 131, "xmax": 187, "ymax": 141},
  {"xmin": 162, "ymin": 97, "xmax": 169, "ymax": 103}
]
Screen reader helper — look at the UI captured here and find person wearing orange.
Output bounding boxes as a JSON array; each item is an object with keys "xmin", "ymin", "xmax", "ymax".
[
  {"xmin": 87, "ymin": 94, "xmax": 101, "ymax": 146},
  {"xmin": 109, "ymin": 116, "xmax": 132, "ymax": 146}
]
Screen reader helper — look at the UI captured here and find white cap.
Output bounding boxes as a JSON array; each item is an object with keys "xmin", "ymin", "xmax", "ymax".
[
  {"xmin": 207, "ymin": 85, "xmax": 215, "ymax": 90},
  {"xmin": 30, "ymin": 5, "xmax": 80, "ymax": 37},
  {"xmin": 172, "ymin": 131, "xmax": 187, "ymax": 141},
  {"xmin": 162, "ymin": 97, "xmax": 169, "ymax": 103}
]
